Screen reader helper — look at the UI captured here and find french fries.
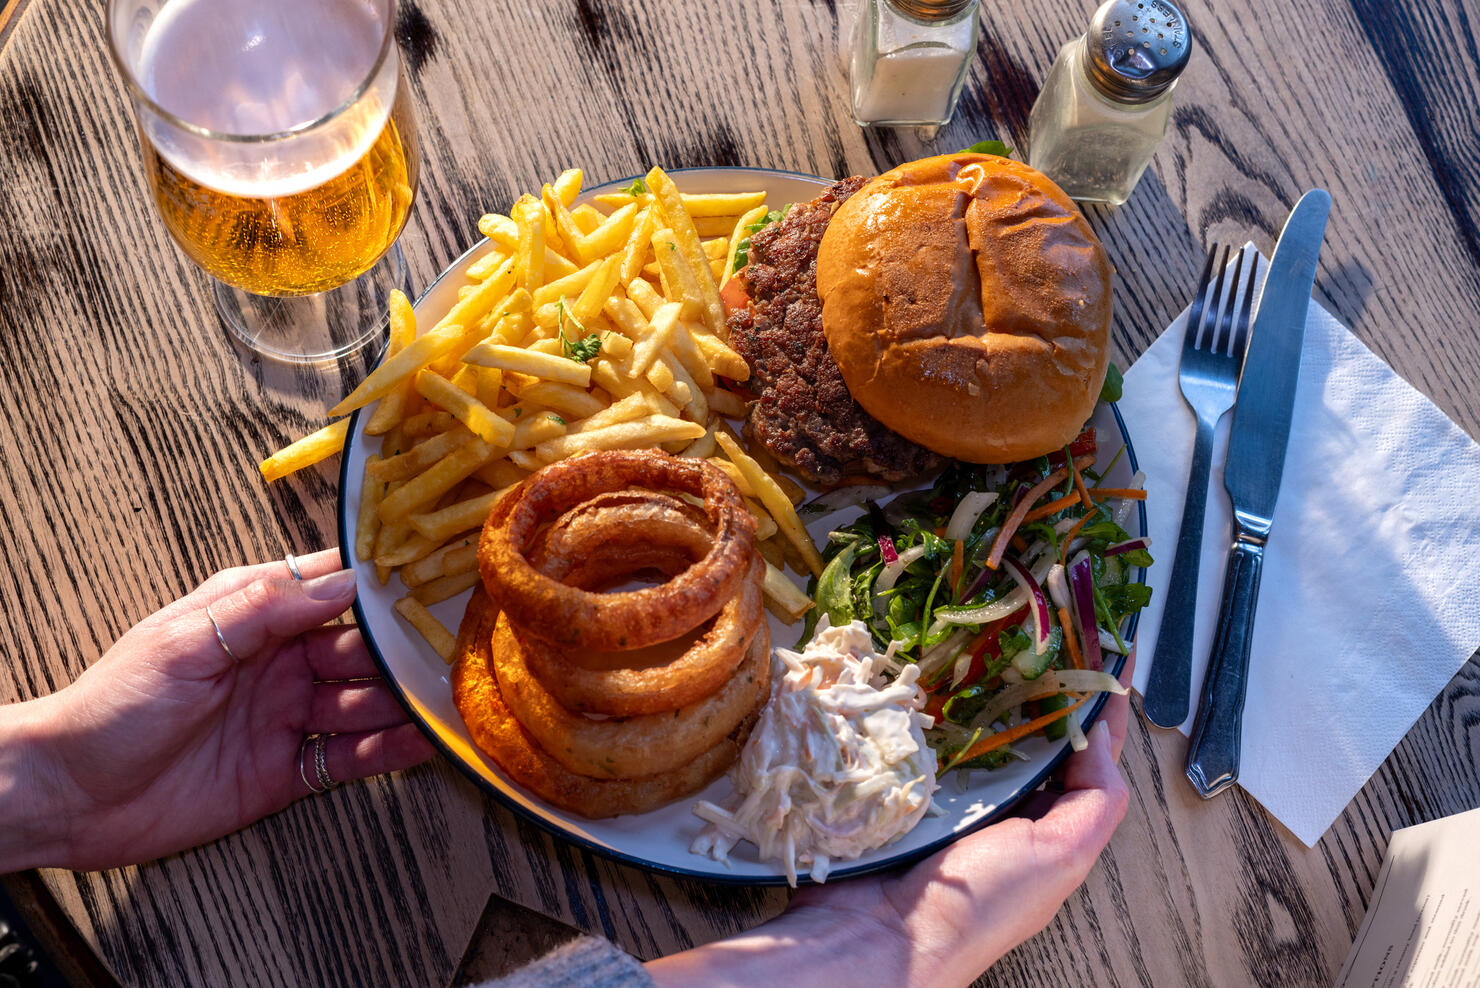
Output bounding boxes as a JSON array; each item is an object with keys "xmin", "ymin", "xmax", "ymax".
[
  {"xmin": 259, "ymin": 420, "xmax": 350, "ymax": 482},
  {"xmin": 463, "ymin": 343, "xmax": 593, "ymax": 387},
  {"xmin": 414, "ymin": 370, "xmax": 513, "ymax": 445},
  {"xmin": 762, "ymin": 559, "xmax": 814, "ymax": 623},
  {"xmin": 409, "ymin": 486, "xmax": 516, "ymax": 542},
  {"xmin": 645, "ymin": 168, "xmax": 727, "ymax": 340},
  {"xmin": 364, "ymin": 292, "xmax": 419, "ymax": 435},
  {"xmin": 264, "ymin": 164, "xmax": 829, "ymax": 657},
  {"xmin": 394, "ymin": 597, "xmax": 457, "ymax": 662},
  {"xmin": 715, "ymin": 432, "xmax": 823, "ymax": 577}
]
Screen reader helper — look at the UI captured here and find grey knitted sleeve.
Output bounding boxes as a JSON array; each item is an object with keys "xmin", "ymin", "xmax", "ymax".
[{"xmin": 474, "ymin": 935, "xmax": 654, "ymax": 988}]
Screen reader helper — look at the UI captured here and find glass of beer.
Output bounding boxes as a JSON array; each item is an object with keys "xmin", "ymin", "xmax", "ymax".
[{"xmin": 107, "ymin": 0, "xmax": 419, "ymax": 364}]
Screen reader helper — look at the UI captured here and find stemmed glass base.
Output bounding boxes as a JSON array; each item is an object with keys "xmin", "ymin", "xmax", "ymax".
[{"xmin": 211, "ymin": 244, "xmax": 409, "ymax": 365}]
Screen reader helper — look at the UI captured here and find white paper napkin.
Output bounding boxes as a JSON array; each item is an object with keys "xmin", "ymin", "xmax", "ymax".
[{"xmin": 1122, "ymin": 248, "xmax": 1480, "ymax": 847}]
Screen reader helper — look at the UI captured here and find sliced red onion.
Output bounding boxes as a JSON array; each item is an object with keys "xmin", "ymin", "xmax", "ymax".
[
  {"xmin": 1001, "ymin": 555, "xmax": 1051, "ymax": 655},
  {"xmin": 1045, "ymin": 563, "xmax": 1069, "ymax": 610},
  {"xmin": 945, "ymin": 491, "xmax": 998, "ymax": 542},
  {"xmin": 876, "ymin": 544, "xmax": 928, "ymax": 595},
  {"xmin": 1069, "ymin": 556, "xmax": 1102, "ymax": 671},
  {"xmin": 1104, "ymin": 537, "xmax": 1151, "ymax": 557},
  {"xmin": 936, "ymin": 592, "xmax": 1026, "ymax": 626},
  {"xmin": 917, "ymin": 628, "xmax": 972, "ymax": 682},
  {"xmin": 949, "ymin": 646, "xmax": 975, "ymax": 689},
  {"xmin": 877, "ymin": 534, "xmax": 899, "ymax": 565}
]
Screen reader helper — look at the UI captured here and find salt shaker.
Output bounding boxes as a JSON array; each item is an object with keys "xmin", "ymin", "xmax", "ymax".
[
  {"xmin": 849, "ymin": 0, "xmax": 979, "ymax": 128},
  {"xmin": 1027, "ymin": 0, "xmax": 1192, "ymax": 205}
]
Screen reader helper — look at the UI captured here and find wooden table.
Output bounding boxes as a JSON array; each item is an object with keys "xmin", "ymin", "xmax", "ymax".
[{"xmin": 3, "ymin": 1, "xmax": 1478, "ymax": 985}]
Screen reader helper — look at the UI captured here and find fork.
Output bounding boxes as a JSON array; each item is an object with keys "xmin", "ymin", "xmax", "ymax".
[{"xmin": 1143, "ymin": 245, "xmax": 1259, "ymax": 729}]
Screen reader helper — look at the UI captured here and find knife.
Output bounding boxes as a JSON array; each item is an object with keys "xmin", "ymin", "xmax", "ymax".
[{"xmin": 1185, "ymin": 189, "xmax": 1331, "ymax": 799}]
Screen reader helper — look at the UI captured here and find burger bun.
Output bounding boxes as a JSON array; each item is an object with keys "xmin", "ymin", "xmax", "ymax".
[{"xmin": 815, "ymin": 152, "xmax": 1113, "ymax": 463}]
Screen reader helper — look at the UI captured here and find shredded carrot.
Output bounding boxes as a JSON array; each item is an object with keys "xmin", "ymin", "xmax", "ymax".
[
  {"xmin": 986, "ymin": 466, "xmax": 1068, "ymax": 569},
  {"xmin": 1073, "ymin": 462, "xmax": 1093, "ymax": 508},
  {"xmin": 1010, "ymin": 534, "xmax": 1029, "ymax": 552},
  {"xmin": 945, "ymin": 694, "xmax": 1090, "ymax": 770},
  {"xmin": 1058, "ymin": 605, "xmax": 1083, "ymax": 669},
  {"xmin": 1060, "ymin": 513, "xmax": 1093, "ymax": 564},
  {"xmin": 986, "ymin": 455, "xmax": 1097, "ymax": 570},
  {"xmin": 1089, "ymin": 488, "xmax": 1147, "ymax": 501},
  {"xmin": 950, "ymin": 538, "xmax": 964, "ymax": 600},
  {"xmin": 1023, "ymin": 492, "xmax": 1080, "ymax": 524}
]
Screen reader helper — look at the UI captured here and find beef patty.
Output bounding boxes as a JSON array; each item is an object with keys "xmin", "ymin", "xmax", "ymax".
[{"xmin": 726, "ymin": 178, "xmax": 942, "ymax": 487}]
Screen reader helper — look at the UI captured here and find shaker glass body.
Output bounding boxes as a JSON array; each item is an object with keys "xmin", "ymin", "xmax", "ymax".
[
  {"xmin": 1028, "ymin": 38, "xmax": 1174, "ymax": 205},
  {"xmin": 850, "ymin": 0, "xmax": 977, "ymax": 127}
]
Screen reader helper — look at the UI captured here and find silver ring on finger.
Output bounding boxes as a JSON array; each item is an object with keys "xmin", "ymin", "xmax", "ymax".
[
  {"xmin": 299, "ymin": 735, "xmax": 327, "ymax": 794},
  {"xmin": 284, "ymin": 553, "xmax": 304, "ymax": 581},
  {"xmin": 314, "ymin": 733, "xmax": 339, "ymax": 791},
  {"xmin": 205, "ymin": 604, "xmax": 241, "ymax": 664}
]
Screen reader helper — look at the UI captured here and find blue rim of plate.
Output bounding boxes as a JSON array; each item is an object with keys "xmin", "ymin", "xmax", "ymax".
[{"xmin": 337, "ymin": 166, "xmax": 1148, "ymax": 886}]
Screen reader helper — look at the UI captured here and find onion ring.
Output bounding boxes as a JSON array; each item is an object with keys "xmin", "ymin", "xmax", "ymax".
[
  {"xmin": 522, "ymin": 545, "xmax": 766, "ymax": 715},
  {"xmin": 533, "ymin": 488, "xmax": 713, "ymax": 589},
  {"xmin": 479, "ymin": 450, "xmax": 755, "ymax": 650},
  {"xmin": 452, "ymin": 590, "xmax": 758, "ymax": 818},
  {"xmin": 492, "ymin": 602, "xmax": 771, "ymax": 779}
]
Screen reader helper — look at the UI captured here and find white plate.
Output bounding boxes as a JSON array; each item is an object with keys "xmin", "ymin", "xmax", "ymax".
[{"xmin": 337, "ymin": 167, "xmax": 1148, "ymax": 885}]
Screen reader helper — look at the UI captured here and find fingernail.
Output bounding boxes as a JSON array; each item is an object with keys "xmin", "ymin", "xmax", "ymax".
[
  {"xmin": 302, "ymin": 568, "xmax": 356, "ymax": 601},
  {"xmin": 1095, "ymin": 721, "xmax": 1111, "ymax": 743}
]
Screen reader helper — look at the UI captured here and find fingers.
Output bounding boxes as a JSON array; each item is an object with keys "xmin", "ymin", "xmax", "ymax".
[
  {"xmin": 1107, "ymin": 644, "xmax": 1136, "ymax": 763},
  {"xmin": 301, "ymin": 626, "xmax": 382, "ymax": 682},
  {"xmin": 1102, "ymin": 689, "xmax": 1130, "ymax": 765},
  {"xmin": 1062, "ymin": 720, "xmax": 1123, "ymax": 796},
  {"xmin": 204, "ymin": 570, "xmax": 358, "ymax": 664},
  {"xmin": 308, "ymin": 681, "xmax": 408, "ymax": 735},
  {"xmin": 284, "ymin": 549, "xmax": 344, "ymax": 582},
  {"xmin": 150, "ymin": 549, "xmax": 347, "ymax": 626},
  {"xmin": 1033, "ymin": 722, "xmax": 1129, "ymax": 878},
  {"xmin": 306, "ymin": 725, "xmax": 435, "ymax": 793}
]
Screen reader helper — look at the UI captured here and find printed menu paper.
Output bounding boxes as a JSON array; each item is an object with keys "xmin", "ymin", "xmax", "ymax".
[{"xmin": 1334, "ymin": 806, "xmax": 1480, "ymax": 987}]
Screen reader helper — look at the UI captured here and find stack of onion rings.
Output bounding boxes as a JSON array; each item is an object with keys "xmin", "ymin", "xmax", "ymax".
[
  {"xmin": 452, "ymin": 591, "xmax": 760, "ymax": 819},
  {"xmin": 452, "ymin": 450, "xmax": 768, "ymax": 819},
  {"xmin": 478, "ymin": 450, "xmax": 754, "ymax": 650}
]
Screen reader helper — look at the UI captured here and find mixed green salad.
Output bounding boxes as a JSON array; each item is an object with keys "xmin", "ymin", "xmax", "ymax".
[{"xmin": 800, "ymin": 419, "xmax": 1152, "ymax": 777}]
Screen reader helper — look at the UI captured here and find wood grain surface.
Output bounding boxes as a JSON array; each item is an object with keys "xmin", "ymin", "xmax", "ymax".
[{"xmin": 2, "ymin": 0, "xmax": 1477, "ymax": 985}]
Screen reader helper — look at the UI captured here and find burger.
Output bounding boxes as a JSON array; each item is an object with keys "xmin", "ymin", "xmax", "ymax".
[{"xmin": 724, "ymin": 152, "xmax": 1113, "ymax": 486}]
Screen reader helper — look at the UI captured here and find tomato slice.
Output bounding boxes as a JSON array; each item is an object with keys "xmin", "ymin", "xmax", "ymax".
[
  {"xmin": 720, "ymin": 272, "xmax": 750, "ymax": 315},
  {"xmin": 930, "ymin": 607, "xmax": 1025, "ymax": 693},
  {"xmin": 1048, "ymin": 428, "xmax": 1097, "ymax": 467}
]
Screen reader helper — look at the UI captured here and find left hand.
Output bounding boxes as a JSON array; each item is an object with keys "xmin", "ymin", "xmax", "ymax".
[{"xmin": 17, "ymin": 549, "xmax": 435, "ymax": 872}]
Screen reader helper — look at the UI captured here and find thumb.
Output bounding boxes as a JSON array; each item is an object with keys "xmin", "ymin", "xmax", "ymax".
[{"xmin": 201, "ymin": 570, "xmax": 358, "ymax": 664}]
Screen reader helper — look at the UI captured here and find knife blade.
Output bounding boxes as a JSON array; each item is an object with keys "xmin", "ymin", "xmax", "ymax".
[{"xmin": 1185, "ymin": 189, "xmax": 1331, "ymax": 798}]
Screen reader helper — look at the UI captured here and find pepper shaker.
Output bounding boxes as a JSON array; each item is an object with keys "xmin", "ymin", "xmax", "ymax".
[
  {"xmin": 1027, "ymin": 0, "xmax": 1192, "ymax": 204},
  {"xmin": 849, "ymin": 0, "xmax": 979, "ymax": 128}
]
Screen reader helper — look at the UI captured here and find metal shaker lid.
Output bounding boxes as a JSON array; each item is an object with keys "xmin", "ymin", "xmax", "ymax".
[{"xmin": 1083, "ymin": 0, "xmax": 1192, "ymax": 103}]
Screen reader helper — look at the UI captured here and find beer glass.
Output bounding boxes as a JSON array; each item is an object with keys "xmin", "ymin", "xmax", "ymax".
[{"xmin": 108, "ymin": 0, "xmax": 419, "ymax": 363}]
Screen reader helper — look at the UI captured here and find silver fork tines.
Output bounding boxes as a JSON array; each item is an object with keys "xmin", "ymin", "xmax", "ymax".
[{"xmin": 1143, "ymin": 245, "xmax": 1258, "ymax": 729}]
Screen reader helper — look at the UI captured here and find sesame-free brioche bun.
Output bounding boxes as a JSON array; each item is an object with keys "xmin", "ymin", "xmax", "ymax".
[{"xmin": 814, "ymin": 152, "xmax": 1113, "ymax": 463}]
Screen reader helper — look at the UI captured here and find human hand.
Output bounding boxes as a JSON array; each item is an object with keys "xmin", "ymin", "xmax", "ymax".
[
  {"xmin": 5, "ymin": 550, "xmax": 435, "ymax": 872},
  {"xmin": 647, "ymin": 653, "xmax": 1134, "ymax": 988}
]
